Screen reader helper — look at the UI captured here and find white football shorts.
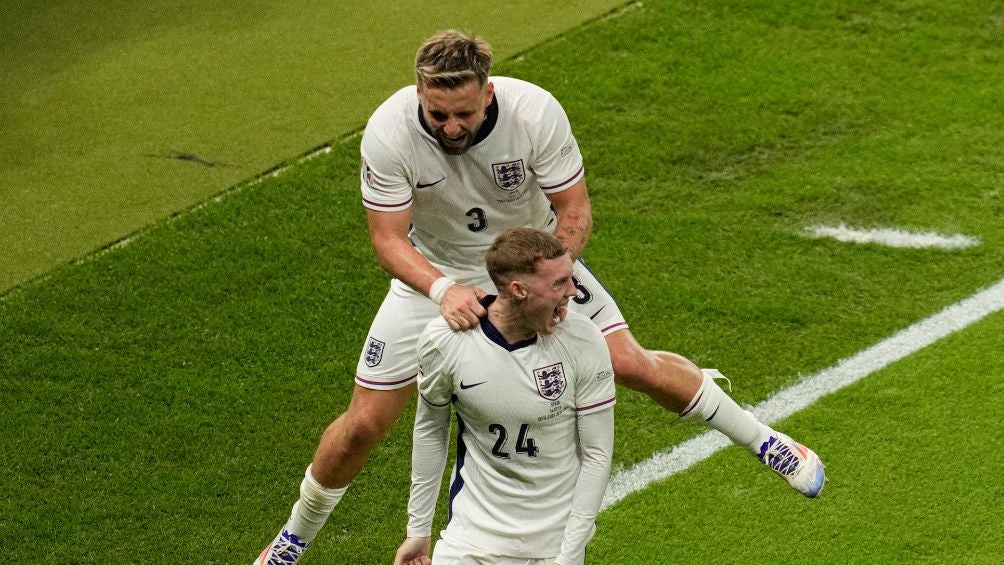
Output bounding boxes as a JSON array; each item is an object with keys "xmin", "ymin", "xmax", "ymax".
[{"xmin": 354, "ymin": 259, "xmax": 627, "ymax": 390}]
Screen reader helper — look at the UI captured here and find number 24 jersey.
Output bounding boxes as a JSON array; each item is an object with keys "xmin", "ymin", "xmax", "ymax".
[{"xmin": 417, "ymin": 308, "xmax": 615, "ymax": 557}]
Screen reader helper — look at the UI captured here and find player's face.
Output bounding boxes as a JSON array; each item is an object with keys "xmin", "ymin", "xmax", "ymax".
[
  {"xmin": 418, "ymin": 80, "xmax": 494, "ymax": 155},
  {"xmin": 519, "ymin": 254, "xmax": 577, "ymax": 336}
]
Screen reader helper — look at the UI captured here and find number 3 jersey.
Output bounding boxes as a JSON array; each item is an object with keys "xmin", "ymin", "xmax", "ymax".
[
  {"xmin": 412, "ymin": 304, "xmax": 615, "ymax": 558},
  {"xmin": 360, "ymin": 76, "xmax": 585, "ymax": 283}
]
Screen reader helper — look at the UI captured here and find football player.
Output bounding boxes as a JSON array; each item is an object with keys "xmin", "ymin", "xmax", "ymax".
[{"xmin": 395, "ymin": 228, "xmax": 614, "ymax": 565}]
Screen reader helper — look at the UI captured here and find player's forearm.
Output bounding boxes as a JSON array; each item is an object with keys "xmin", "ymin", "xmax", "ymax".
[
  {"xmin": 372, "ymin": 234, "xmax": 444, "ymax": 297},
  {"xmin": 554, "ymin": 203, "xmax": 592, "ymax": 260},
  {"xmin": 367, "ymin": 208, "xmax": 445, "ymax": 297},
  {"xmin": 548, "ymin": 179, "xmax": 593, "ymax": 259},
  {"xmin": 406, "ymin": 397, "xmax": 451, "ymax": 537},
  {"xmin": 555, "ymin": 409, "xmax": 613, "ymax": 565}
]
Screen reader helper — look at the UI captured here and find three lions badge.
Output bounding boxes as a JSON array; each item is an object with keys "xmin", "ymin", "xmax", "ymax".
[
  {"xmin": 364, "ymin": 337, "xmax": 385, "ymax": 367},
  {"xmin": 492, "ymin": 159, "xmax": 525, "ymax": 190},
  {"xmin": 533, "ymin": 362, "xmax": 566, "ymax": 400}
]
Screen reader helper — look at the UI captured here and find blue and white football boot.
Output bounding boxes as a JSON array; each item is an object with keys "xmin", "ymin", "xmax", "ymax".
[
  {"xmin": 255, "ymin": 529, "xmax": 309, "ymax": 565},
  {"xmin": 758, "ymin": 432, "xmax": 826, "ymax": 498}
]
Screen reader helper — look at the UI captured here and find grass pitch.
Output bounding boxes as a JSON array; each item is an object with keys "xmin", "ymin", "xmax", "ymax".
[
  {"xmin": 2, "ymin": 0, "xmax": 1003, "ymax": 562},
  {"xmin": 0, "ymin": 0, "xmax": 621, "ymax": 292}
]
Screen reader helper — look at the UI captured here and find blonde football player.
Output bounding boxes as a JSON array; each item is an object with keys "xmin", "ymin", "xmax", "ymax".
[{"xmin": 395, "ymin": 228, "xmax": 615, "ymax": 565}]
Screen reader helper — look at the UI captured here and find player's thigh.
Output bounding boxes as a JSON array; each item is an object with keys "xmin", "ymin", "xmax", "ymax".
[
  {"xmin": 568, "ymin": 259, "xmax": 629, "ymax": 335},
  {"xmin": 355, "ymin": 279, "xmax": 441, "ymax": 390}
]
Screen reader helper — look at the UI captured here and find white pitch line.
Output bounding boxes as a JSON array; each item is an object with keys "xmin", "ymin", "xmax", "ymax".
[
  {"xmin": 601, "ymin": 277, "xmax": 1004, "ymax": 511},
  {"xmin": 808, "ymin": 224, "xmax": 980, "ymax": 249}
]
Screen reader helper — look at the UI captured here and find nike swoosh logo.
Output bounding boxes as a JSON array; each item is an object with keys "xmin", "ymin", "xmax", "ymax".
[
  {"xmin": 459, "ymin": 381, "xmax": 486, "ymax": 390},
  {"xmin": 416, "ymin": 177, "xmax": 446, "ymax": 189}
]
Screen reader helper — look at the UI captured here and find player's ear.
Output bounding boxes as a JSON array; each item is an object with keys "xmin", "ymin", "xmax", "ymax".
[
  {"xmin": 484, "ymin": 81, "xmax": 494, "ymax": 106},
  {"xmin": 510, "ymin": 279, "xmax": 527, "ymax": 301}
]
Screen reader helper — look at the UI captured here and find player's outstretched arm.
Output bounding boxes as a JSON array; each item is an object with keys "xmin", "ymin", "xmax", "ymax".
[{"xmin": 393, "ymin": 536, "xmax": 432, "ymax": 565}]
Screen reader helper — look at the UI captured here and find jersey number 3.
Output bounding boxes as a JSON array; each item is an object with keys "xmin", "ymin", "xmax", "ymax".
[
  {"xmin": 466, "ymin": 207, "xmax": 487, "ymax": 232},
  {"xmin": 489, "ymin": 423, "xmax": 539, "ymax": 458}
]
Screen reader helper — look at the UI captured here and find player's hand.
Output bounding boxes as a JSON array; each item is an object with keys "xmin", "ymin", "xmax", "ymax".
[
  {"xmin": 440, "ymin": 283, "xmax": 488, "ymax": 331},
  {"xmin": 393, "ymin": 536, "xmax": 432, "ymax": 565}
]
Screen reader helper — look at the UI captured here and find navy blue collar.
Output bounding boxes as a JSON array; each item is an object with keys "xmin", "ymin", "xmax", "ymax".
[{"xmin": 479, "ymin": 295, "xmax": 537, "ymax": 351}]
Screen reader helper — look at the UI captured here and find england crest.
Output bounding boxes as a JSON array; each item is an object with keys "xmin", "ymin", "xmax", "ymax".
[
  {"xmin": 364, "ymin": 337, "xmax": 385, "ymax": 368},
  {"xmin": 360, "ymin": 158, "xmax": 374, "ymax": 189},
  {"xmin": 533, "ymin": 362, "xmax": 566, "ymax": 400},
  {"xmin": 492, "ymin": 159, "xmax": 526, "ymax": 190}
]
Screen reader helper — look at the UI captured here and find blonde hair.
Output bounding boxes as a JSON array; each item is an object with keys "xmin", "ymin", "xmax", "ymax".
[
  {"xmin": 486, "ymin": 228, "xmax": 568, "ymax": 294},
  {"xmin": 415, "ymin": 29, "xmax": 492, "ymax": 89}
]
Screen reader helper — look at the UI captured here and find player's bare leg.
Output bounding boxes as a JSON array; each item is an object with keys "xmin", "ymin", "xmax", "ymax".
[
  {"xmin": 311, "ymin": 383, "xmax": 416, "ymax": 487},
  {"xmin": 255, "ymin": 383, "xmax": 416, "ymax": 564},
  {"xmin": 604, "ymin": 330, "xmax": 825, "ymax": 497}
]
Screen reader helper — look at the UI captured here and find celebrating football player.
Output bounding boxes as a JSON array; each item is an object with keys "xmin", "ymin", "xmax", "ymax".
[{"xmin": 394, "ymin": 228, "xmax": 614, "ymax": 565}]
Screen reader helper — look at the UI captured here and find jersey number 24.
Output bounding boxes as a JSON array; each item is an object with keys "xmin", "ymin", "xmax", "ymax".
[{"xmin": 488, "ymin": 423, "xmax": 539, "ymax": 458}]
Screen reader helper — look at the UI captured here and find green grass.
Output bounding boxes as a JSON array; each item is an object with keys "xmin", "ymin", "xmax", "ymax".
[
  {"xmin": 2, "ymin": 0, "xmax": 1003, "ymax": 562},
  {"xmin": 0, "ymin": 0, "xmax": 623, "ymax": 292},
  {"xmin": 593, "ymin": 312, "xmax": 1004, "ymax": 563}
]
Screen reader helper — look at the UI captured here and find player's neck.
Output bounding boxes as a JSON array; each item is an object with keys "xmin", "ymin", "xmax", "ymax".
[{"xmin": 486, "ymin": 300, "xmax": 536, "ymax": 344}]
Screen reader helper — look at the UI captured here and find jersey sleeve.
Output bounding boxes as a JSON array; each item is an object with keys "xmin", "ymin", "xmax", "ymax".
[
  {"xmin": 360, "ymin": 113, "xmax": 414, "ymax": 212},
  {"xmin": 554, "ymin": 407, "xmax": 613, "ymax": 565},
  {"xmin": 417, "ymin": 319, "xmax": 456, "ymax": 407},
  {"xmin": 407, "ymin": 318, "xmax": 456, "ymax": 538},
  {"xmin": 572, "ymin": 319, "xmax": 616, "ymax": 415},
  {"xmin": 529, "ymin": 92, "xmax": 585, "ymax": 194}
]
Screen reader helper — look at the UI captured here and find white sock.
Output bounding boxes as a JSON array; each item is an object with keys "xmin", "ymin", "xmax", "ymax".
[
  {"xmin": 680, "ymin": 369, "xmax": 773, "ymax": 454},
  {"xmin": 281, "ymin": 465, "xmax": 347, "ymax": 545}
]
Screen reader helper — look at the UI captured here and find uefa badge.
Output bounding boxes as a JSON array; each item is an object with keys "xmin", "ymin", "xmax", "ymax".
[
  {"xmin": 364, "ymin": 337, "xmax": 385, "ymax": 367},
  {"xmin": 533, "ymin": 362, "xmax": 566, "ymax": 400},
  {"xmin": 492, "ymin": 159, "xmax": 526, "ymax": 191}
]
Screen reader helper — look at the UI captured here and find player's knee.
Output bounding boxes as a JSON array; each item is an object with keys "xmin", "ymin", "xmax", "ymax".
[{"xmin": 339, "ymin": 409, "xmax": 396, "ymax": 451}]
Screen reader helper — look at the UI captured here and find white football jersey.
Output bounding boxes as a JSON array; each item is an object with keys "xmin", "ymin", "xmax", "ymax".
[
  {"xmin": 416, "ymin": 305, "xmax": 615, "ymax": 558},
  {"xmin": 360, "ymin": 76, "xmax": 585, "ymax": 282}
]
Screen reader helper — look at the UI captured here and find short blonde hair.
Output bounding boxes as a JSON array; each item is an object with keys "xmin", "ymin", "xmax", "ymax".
[
  {"xmin": 415, "ymin": 29, "xmax": 492, "ymax": 89},
  {"xmin": 486, "ymin": 228, "xmax": 568, "ymax": 294}
]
